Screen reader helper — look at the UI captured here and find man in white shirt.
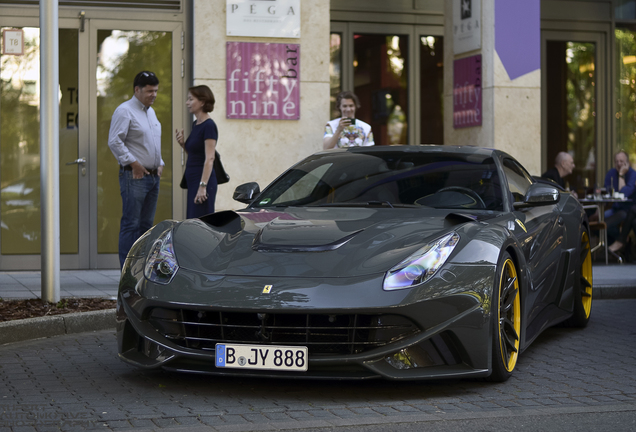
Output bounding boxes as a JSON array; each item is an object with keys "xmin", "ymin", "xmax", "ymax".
[
  {"xmin": 108, "ymin": 71, "xmax": 164, "ymax": 267},
  {"xmin": 323, "ymin": 91, "xmax": 374, "ymax": 149}
]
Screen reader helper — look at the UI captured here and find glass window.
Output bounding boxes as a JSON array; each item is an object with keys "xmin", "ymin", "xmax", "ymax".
[
  {"xmin": 0, "ymin": 27, "xmax": 79, "ymax": 255},
  {"xmin": 503, "ymin": 159, "xmax": 534, "ymax": 203},
  {"xmin": 420, "ymin": 36, "xmax": 444, "ymax": 144},
  {"xmin": 272, "ymin": 164, "xmax": 333, "ymax": 205},
  {"xmin": 615, "ymin": 25, "xmax": 636, "ymax": 170},
  {"xmin": 329, "ymin": 33, "xmax": 342, "ymax": 119},
  {"xmin": 616, "ymin": 0, "xmax": 636, "ymax": 19},
  {"xmin": 253, "ymin": 150, "xmax": 503, "ymax": 211},
  {"xmin": 545, "ymin": 40, "xmax": 596, "ymax": 194},
  {"xmin": 96, "ymin": 30, "xmax": 173, "ymax": 254},
  {"xmin": 354, "ymin": 34, "xmax": 408, "ymax": 145}
]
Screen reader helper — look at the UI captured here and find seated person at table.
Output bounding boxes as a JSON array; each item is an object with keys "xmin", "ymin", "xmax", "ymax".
[
  {"xmin": 604, "ymin": 151, "xmax": 636, "ymax": 242},
  {"xmin": 541, "ymin": 152, "xmax": 575, "ymax": 189},
  {"xmin": 609, "ymin": 204, "xmax": 636, "ymax": 253}
]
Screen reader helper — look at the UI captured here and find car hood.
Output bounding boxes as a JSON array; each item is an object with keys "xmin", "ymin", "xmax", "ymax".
[{"xmin": 172, "ymin": 208, "xmax": 492, "ymax": 278}]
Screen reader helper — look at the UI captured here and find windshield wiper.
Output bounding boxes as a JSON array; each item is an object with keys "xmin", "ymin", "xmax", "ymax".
[
  {"xmin": 366, "ymin": 201, "xmax": 393, "ymax": 208},
  {"xmin": 308, "ymin": 201, "xmax": 419, "ymax": 209},
  {"xmin": 308, "ymin": 201, "xmax": 391, "ymax": 208}
]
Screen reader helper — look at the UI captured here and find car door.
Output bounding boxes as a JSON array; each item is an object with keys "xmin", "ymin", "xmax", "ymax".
[{"xmin": 502, "ymin": 158, "xmax": 565, "ymax": 326}]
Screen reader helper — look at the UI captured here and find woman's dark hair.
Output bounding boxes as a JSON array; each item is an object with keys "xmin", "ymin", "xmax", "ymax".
[
  {"xmin": 133, "ymin": 71, "xmax": 159, "ymax": 90},
  {"xmin": 189, "ymin": 85, "xmax": 215, "ymax": 113},
  {"xmin": 336, "ymin": 91, "xmax": 361, "ymax": 114}
]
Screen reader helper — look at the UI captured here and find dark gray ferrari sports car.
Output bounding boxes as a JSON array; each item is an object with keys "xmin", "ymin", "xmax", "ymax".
[{"xmin": 117, "ymin": 145, "xmax": 593, "ymax": 381}]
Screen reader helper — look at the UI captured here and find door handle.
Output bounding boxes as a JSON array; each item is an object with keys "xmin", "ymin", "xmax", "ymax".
[{"xmin": 66, "ymin": 157, "xmax": 87, "ymax": 165}]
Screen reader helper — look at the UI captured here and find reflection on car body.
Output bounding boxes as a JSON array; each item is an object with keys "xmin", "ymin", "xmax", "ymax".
[{"xmin": 117, "ymin": 145, "xmax": 592, "ymax": 382}]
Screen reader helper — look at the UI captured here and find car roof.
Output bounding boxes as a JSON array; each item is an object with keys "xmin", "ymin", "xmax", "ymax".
[{"xmin": 322, "ymin": 145, "xmax": 511, "ymax": 163}]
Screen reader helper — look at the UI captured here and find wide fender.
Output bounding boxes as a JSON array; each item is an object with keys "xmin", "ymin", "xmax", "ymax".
[{"xmin": 455, "ymin": 221, "xmax": 531, "ymax": 353}]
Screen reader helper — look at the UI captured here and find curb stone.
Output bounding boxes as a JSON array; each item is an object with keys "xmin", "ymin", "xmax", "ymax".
[
  {"xmin": 592, "ymin": 286, "xmax": 636, "ymax": 299},
  {"xmin": 0, "ymin": 309, "xmax": 116, "ymax": 345}
]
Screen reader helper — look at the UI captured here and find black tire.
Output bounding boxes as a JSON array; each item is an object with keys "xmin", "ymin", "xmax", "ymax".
[
  {"xmin": 563, "ymin": 229, "xmax": 593, "ymax": 328},
  {"xmin": 488, "ymin": 251, "xmax": 521, "ymax": 382}
]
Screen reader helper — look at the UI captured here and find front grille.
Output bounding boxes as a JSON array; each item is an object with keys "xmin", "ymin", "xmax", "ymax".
[{"xmin": 147, "ymin": 308, "xmax": 419, "ymax": 356}]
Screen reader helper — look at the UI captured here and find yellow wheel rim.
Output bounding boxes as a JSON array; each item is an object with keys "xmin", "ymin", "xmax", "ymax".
[
  {"xmin": 499, "ymin": 258, "xmax": 521, "ymax": 372},
  {"xmin": 580, "ymin": 231, "xmax": 593, "ymax": 318}
]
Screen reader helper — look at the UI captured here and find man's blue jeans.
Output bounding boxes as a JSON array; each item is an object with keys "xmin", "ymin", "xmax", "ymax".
[{"xmin": 118, "ymin": 169, "xmax": 160, "ymax": 268}]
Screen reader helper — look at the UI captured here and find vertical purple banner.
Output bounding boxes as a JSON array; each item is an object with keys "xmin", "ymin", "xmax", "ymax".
[
  {"xmin": 226, "ymin": 42, "xmax": 300, "ymax": 120},
  {"xmin": 453, "ymin": 54, "xmax": 482, "ymax": 128}
]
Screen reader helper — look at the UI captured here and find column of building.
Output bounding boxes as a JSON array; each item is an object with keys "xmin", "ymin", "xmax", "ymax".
[{"xmin": 444, "ymin": 0, "xmax": 541, "ymax": 175}]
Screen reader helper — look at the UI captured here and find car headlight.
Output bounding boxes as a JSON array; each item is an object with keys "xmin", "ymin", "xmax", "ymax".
[
  {"xmin": 383, "ymin": 232, "xmax": 460, "ymax": 291},
  {"xmin": 144, "ymin": 228, "xmax": 179, "ymax": 284}
]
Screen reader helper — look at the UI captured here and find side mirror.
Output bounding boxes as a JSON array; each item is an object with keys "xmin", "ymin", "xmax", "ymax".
[
  {"xmin": 513, "ymin": 183, "xmax": 560, "ymax": 209},
  {"xmin": 233, "ymin": 182, "xmax": 261, "ymax": 204}
]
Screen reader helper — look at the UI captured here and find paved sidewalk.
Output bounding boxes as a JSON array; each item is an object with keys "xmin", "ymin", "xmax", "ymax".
[
  {"xmin": 590, "ymin": 263, "xmax": 636, "ymax": 299},
  {"xmin": 0, "ymin": 269, "xmax": 120, "ymax": 300},
  {"xmin": 0, "ymin": 264, "xmax": 635, "ymax": 301}
]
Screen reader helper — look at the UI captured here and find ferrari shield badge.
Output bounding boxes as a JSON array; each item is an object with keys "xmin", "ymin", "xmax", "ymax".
[{"xmin": 262, "ymin": 285, "xmax": 272, "ymax": 294}]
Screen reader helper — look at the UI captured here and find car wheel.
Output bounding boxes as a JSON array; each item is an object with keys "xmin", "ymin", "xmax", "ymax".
[
  {"xmin": 563, "ymin": 229, "xmax": 593, "ymax": 328},
  {"xmin": 488, "ymin": 251, "xmax": 521, "ymax": 382}
]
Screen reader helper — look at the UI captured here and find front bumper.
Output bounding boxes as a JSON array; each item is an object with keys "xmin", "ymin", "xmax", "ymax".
[{"xmin": 116, "ymin": 261, "xmax": 496, "ymax": 380}]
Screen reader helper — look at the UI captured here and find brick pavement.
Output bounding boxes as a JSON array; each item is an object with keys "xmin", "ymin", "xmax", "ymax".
[
  {"xmin": 0, "ymin": 270, "xmax": 120, "ymax": 300},
  {"xmin": 0, "ymin": 299, "xmax": 634, "ymax": 431}
]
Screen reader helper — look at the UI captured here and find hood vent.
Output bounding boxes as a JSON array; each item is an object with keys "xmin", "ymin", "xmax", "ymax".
[
  {"xmin": 199, "ymin": 210, "xmax": 243, "ymax": 235},
  {"xmin": 444, "ymin": 212, "xmax": 489, "ymax": 228},
  {"xmin": 252, "ymin": 229, "xmax": 363, "ymax": 253}
]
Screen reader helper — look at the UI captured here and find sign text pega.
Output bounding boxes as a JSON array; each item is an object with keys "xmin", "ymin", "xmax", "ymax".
[{"xmin": 226, "ymin": 0, "xmax": 301, "ymax": 38}]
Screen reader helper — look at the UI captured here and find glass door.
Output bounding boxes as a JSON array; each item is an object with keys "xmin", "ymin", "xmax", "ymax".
[
  {"xmin": 0, "ymin": 18, "xmax": 182, "ymax": 270},
  {"xmin": 0, "ymin": 19, "xmax": 88, "ymax": 270},
  {"xmin": 90, "ymin": 20, "xmax": 181, "ymax": 269},
  {"xmin": 542, "ymin": 30, "xmax": 608, "ymax": 195},
  {"xmin": 352, "ymin": 32, "xmax": 409, "ymax": 145},
  {"xmin": 615, "ymin": 24, "xmax": 636, "ymax": 162},
  {"xmin": 330, "ymin": 22, "xmax": 443, "ymax": 146},
  {"xmin": 418, "ymin": 33, "xmax": 444, "ymax": 145}
]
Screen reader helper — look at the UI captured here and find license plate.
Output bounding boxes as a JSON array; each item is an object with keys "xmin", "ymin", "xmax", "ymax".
[{"xmin": 215, "ymin": 343, "xmax": 308, "ymax": 371}]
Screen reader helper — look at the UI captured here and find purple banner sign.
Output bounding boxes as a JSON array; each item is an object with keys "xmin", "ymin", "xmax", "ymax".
[
  {"xmin": 226, "ymin": 42, "xmax": 300, "ymax": 120},
  {"xmin": 453, "ymin": 54, "xmax": 482, "ymax": 128}
]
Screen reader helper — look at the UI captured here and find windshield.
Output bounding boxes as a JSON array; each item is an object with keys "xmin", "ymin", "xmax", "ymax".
[{"xmin": 252, "ymin": 150, "xmax": 504, "ymax": 211}]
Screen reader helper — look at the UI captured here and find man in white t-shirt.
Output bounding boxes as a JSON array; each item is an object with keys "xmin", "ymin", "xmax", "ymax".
[{"xmin": 323, "ymin": 91, "xmax": 374, "ymax": 149}]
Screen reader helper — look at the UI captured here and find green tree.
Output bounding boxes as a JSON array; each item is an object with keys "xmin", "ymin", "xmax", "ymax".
[
  {"xmin": 616, "ymin": 26, "xmax": 636, "ymax": 160},
  {"xmin": 565, "ymin": 42, "xmax": 596, "ymax": 181}
]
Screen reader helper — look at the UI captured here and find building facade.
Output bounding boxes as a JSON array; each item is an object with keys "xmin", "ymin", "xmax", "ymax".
[{"xmin": 0, "ymin": 0, "xmax": 632, "ymax": 270}]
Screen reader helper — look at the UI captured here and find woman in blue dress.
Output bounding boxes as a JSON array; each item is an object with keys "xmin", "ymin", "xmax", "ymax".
[{"xmin": 175, "ymin": 85, "xmax": 218, "ymax": 218}]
